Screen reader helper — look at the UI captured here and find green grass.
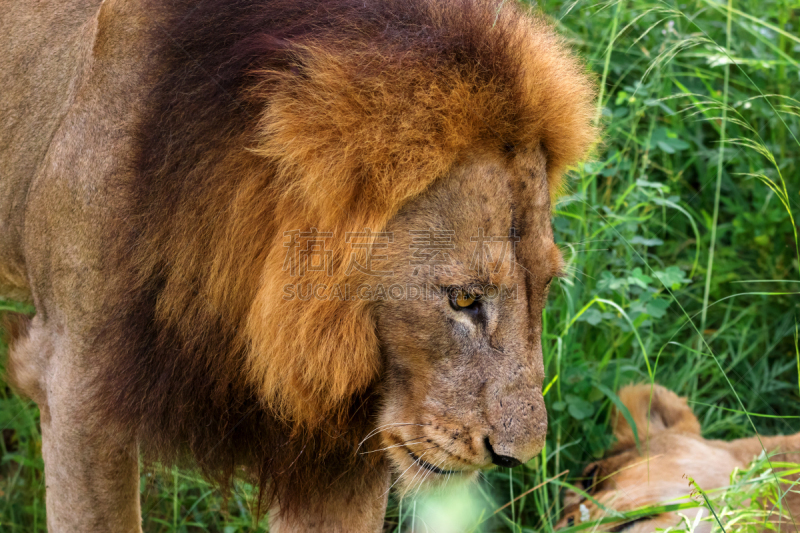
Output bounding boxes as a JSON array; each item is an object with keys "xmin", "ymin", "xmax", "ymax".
[{"xmin": 2, "ymin": 0, "xmax": 799, "ymax": 530}]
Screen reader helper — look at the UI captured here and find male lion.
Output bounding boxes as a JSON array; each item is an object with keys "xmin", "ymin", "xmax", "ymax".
[
  {"xmin": 556, "ymin": 384, "xmax": 800, "ymax": 532},
  {"xmin": 0, "ymin": 0, "xmax": 596, "ymax": 530}
]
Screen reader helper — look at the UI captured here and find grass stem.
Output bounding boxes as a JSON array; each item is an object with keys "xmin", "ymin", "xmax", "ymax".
[{"xmin": 699, "ymin": 0, "xmax": 733, "ymax": 337}]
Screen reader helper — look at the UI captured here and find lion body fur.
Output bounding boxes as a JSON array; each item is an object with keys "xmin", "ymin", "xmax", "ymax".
[
  {"xmin": 0, "ymin": 0, "xmax": 596, "ymax": 530},
  {"xmin": 557, "ymin": 385, "xmax": 800, "ymax": 532}
]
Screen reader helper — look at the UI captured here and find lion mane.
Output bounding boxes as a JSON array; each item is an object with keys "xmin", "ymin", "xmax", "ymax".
[{"xmin": 93, "ymin": 0, "xmax": 596, "ymax": 510}]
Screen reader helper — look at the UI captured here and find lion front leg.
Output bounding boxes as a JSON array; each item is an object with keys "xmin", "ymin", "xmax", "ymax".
[
  {"xmin": 10, "ymin": 319, "xmax": 144, "ymax": 532},
  {"xmin": 39, "ymin": 364, "xmax": 142, "ymax": 532},
  {"xmin": 42, "ymin": 416, "xmax": 141, "ymax": 532},
  {"xmin": 269, "ymin": 466, "xmax": 391, "ymax": 533}
]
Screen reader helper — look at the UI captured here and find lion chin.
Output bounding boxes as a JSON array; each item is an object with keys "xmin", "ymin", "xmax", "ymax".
[
  {"xmin": 388, "ymin": 446, "xmax": 480, "ymax": 496},
  {"xmin": 556, "ymin": 384, "xmax": 800, "ymax": 533}
]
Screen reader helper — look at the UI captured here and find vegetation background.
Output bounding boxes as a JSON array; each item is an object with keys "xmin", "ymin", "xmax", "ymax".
[{"xmin": 1, "ymin": 0, "xmax": 798, "ymax": 531}]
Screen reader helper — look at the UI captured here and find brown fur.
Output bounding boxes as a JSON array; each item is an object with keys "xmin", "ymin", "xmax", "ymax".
[
  {"xmin": 1, "ymin": 313, "xmax": 35, "ymax": 400},
  {"xmin": 557, "ymin": 384, "xmax": 800, "ymax": 532},
  {"xmin": 0, "ymin": 0, "xmax": 596, "ymax": 529}
]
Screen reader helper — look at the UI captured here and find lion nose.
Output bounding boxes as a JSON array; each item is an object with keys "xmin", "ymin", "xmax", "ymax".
[{"xmin": 484, "ymin": 437, "xmax": 522, "ymax": 468}]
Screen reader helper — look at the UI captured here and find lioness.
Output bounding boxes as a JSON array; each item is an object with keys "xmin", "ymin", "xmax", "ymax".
[
  {"xmin": 0, "ymin": 0, "xmax": 596, "ymax": 531},
  {"xmin": 556, "ymin": 384, "xmax": 800, "ymax": 532}
]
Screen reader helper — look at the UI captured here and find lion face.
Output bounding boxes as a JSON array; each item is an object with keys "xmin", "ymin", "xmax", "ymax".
[{"xmin": 369, "ymin": 150, "xmax": 558, "ymax": 490}]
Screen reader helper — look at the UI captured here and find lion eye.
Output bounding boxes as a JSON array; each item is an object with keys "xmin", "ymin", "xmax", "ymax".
[
  {"xmin": 450, "ymin": 289, "xmax": 478, "ymax": 310},
  {"xmin": 456, "ymin": 291, "xmax": 476, "ymax": 307}
]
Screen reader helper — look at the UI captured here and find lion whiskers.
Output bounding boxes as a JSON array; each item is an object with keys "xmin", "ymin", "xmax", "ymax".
[
  {"xmin": 381, "ymin": 450, "xmax": 430, "ymax": 499},
  {"xmin": 358, "ymin": 422, "xmax": 429, "ymax": 450},
  {"xmin": 414, "ymin": 455, "xmax": 448, "ymax": 493},
  {"xmin": 406, "ymin": 452, "xmax": 437, "ymax": 495},
  {"xmin": 360, "ymin": 436, "xmax": 428, "ymax": 455}
]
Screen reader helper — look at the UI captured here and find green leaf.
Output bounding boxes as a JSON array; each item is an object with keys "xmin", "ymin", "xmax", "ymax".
[
  {"xmin": 657, "ymin": 140, "xmax": 676, "ymax": 154},
  {"xmin": 654, "ymin": 266, "xmax": 692, "ymax": 289},
  {"xmin": 651, "ymin": 127, "xmax": 690, "ymax": 153},
  {"xmin": 566, "ymin": 394, "xmax": 595, "ymax": 420},
  {"xmin": 578, "ymin": 308, "xmax": 603, "ymax": 326},
  {"xmin": 596, "ymin": 271, "xmax": 627, "ymax": 293},
  {"xmin": 645, "ymin": 297, "xmax": 671, "ymax": 318},
  {"xmin": 630, "ymin": 235, "xmax": 664, "ymax": 247},
  {"xmin": 636, "ymin": 178, "xmax": 667, "ymax": 190},
  {"xmin": 628, "ymin": 267, "xmax": 653, "ymax": 288}
]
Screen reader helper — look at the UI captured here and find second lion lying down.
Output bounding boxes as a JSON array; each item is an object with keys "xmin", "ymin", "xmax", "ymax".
[{"xmin": 557, "ymin": 384, "xmax": 800, "ymax": 532}]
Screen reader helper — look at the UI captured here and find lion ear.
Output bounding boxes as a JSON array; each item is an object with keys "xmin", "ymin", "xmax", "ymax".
[{"xmin": 612, "ymin": 384, "xmax": 701, "ymax": 448}]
